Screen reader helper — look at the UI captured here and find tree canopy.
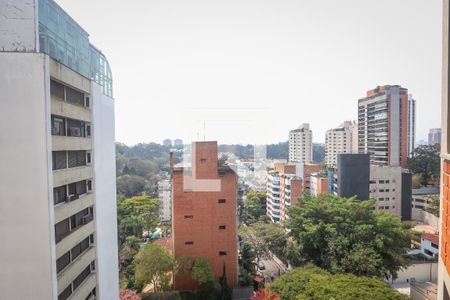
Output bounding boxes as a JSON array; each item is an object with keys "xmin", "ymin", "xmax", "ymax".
[
  {"xmin": 243, "ymin": 191, "xmax": 267, "ymax": 224},
  {"xmin": 409, "ymin": 144, "xmax": 440, "ymax": 187},
  {"xmin": 134, "ymin": 243, "xmax": 174, "ymax": 292},
  {"xmin": 285, "ymin": 194, "xmax": 410, "ymax": 279},
  {"xmin": 268, "ymin": 266, "xmax": 408, "ymax": 300},
  {"xmin": 117, "ymin": 196, "xmax": 160, "ymax": 244},
  {"xmin": 239, "ymin": 222, "xmax": 287, "ymax": 261}
]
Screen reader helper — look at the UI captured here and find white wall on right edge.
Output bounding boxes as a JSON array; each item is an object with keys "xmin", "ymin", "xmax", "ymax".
[{"xmin": 92, "ymin": 83, "xmax": 119, "ymax": 300}]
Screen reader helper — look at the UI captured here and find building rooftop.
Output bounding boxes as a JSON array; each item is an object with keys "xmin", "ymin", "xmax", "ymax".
[
  {"xmin": 412, "ymin": 187, "xmax": 440, "ymax": 195},
  {"xmin": 421, "ymin": 233, "xmax": 439, "ymax": 245}
]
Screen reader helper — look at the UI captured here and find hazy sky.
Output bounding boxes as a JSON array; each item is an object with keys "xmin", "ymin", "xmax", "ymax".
[{"xmin": 56, "ymin": 0, "xmax": 442, "ymax": 145}]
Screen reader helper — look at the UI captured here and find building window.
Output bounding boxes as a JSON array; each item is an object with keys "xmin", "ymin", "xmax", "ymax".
[
  {"xmin": 50, "ymin": 80, "xmax": 65, "ymax": 99},
  {"xmin": 200, "ymin": 158, "xmax": 207, "ymax": 163},
  {"xmin": 68, "ymin": 150, "xmax": 87, "ymax": 168},
  {"xmin": 55, "ymin": 219, "xmax": 70, "ymax": 243},
  {"xmin": 58, "ymin": 285, "xmax": 72, "ymax": 300},
  {"xmin": 185, "ymin": 241, "xmax": 194, "ymax": 245},
  {"xmin": 219, "ymin": 251, "xmax": 227, "ymax": 256},
  {"xmin": 72, "ymin": 264, "xmax": 92, "ymax": 291},
  {"xmin": 218, "ymin": 199, "xmax": 226, "ymax": 204},
  {"xmin": 431, "ymin": 242, "xmax": 439, "ymax": 249},
  {"xmin": 219, "ymin": 225, "xmax": 226, "ymax": 230},
  {"xmin": 67, "ymin": 119, "xmax": 85, "ymax": 137},
  {"xmin": 52, "ymin": 116, "xmax": 65, "ymax": 136},
  {"xmin": 184, "ymin": 215, "xmax": 193, "ymax": 219},
  {"xmin": 66, "ymin": 86, "xmax": 85, "ymax": 106},
  {"xmin": 54, "ymin": 185, "xmax": 67, "ymax": 205},
  {"xmin": 52, "ymin": 151, "xmax": 67, "ymax": 170},
  {"xmin": 56, "ymin": 251, "xmax": 71, "ymax": 273}
]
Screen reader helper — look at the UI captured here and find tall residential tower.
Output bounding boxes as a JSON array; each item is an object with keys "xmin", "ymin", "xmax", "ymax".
[
  {"xmin": 358, "ymin": 85, "xmax": 415, "ymax": 168},
  {"xmin": 325, "ymin": 121, "xmax": 358, "ymax": 167},
  {"xmin": 0, "ymin": 1, "xmax": 119, "ymax": 299},
  {"xmin": 288, "ymin": 123, "xmax": 313, "ymax": 163}
]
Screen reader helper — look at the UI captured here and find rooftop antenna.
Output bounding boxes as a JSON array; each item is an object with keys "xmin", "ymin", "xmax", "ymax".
[{"xmin": 203, "ymin": 120, "xmax": 206, "ymax": 141}]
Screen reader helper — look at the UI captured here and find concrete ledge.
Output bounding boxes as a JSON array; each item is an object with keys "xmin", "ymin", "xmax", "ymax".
[
  {"xmin": 57, "ymin": 247, "xmax": 96, "ymax": 294},
  {"xmin": 54, "ymin": 193, "xmax": 94, "ymax": 224},
  {"xmin": 52, "ymin": 136, "xmax": 92, "ymax": 151},
  {"xmin": 53, "ymin": 166, "xmax": 93, "ymax": 187},
  {"xmin": 51, "ymin": 98, "xmax": 91, "ymax": 122},
  {"xmin": 56, "ymin": 222, "xmax": 95, "ymax": 258}
]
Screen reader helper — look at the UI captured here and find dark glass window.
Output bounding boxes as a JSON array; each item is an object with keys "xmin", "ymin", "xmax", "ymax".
[
  {"xmin": 184, "ymin": 215, "xmax": 193, "ymax": 219},
  {"xmin": 56, "ymin": 252, "xmax": 70, "ymax": 273},
  {"xmin": 51, "ymin": 116, "xmax": 65, "ymax": 136},
  {"xmin": 219, "ymin": 225, "xmax": 226, "ymax": 230},
  {"xmin": 55, "ymin": 219, "xmax": 70, "ymax": 243},
  {"xmin": 68, "ymin": 151, "xmax": 86, "ymax": 168},
  {"xmin": 50, "ymin": 80, "xmax": 65, "ymax": 99},
  {"xmin": 73, "ymin": 265, "xmax": 91, "ymax": 291},
  {"xmin": 52, "ymin": 151, "xmax": 67, "ymax": 170},
  {"xmin": 66, "ymin": 86, "xmax": 84, "ymax": 106},
  {"xmin": 219, "ymin": 251, "xmax": 227, "ymax": 256},
  {"xmin": 58, "ymin": 285, "xmax": 72, "ymax": 300},
  {"xmin": 185, "ymin": 241, "xmax": 194, "ymax": 245},
  {"xmin": 71, "ymin": 237, "xmax": 90, "ymax": 261},
  {"xmin": 67, "ymin": 119, "xmax": 85, "ymax": 137},
  {"xmin": 54, "ymin": 185, "xmax": 67, "ymax": 205},
  {"xmin": 218, "ymin": 199, "xmax": 226, "ymax": 204}
]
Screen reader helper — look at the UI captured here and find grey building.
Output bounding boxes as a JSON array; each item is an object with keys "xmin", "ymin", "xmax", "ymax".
[
  {"xmin": 428, "ymin": 128, "xmax": 442, "ymax": 146},
  {"xmin": 334, "ymin": 154, "xmax": 370, "ymax": 200}
]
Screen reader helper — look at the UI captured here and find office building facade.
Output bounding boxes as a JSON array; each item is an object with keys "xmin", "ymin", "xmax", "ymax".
[
  {"xmin": 0, "ymin": 1, "xmax": 119, "ymax": 299},
  {"xmin": 172, "ymin": 142, "xmax": 238, "ymax": 290},
  {"xmin": 289, "ymin": 123, "xmax": 313, "ymax": 163},
  {"xmin": 429, "ymin": 128, "xmax": 442, "ymax": 146},
  {"xmin": 325, "ymin": 121, "xmax": 358, "ymax": 167},
  {"xmin": 333, "ymin": 154, "xmax": 370, "ymax": 201},
  {"xmin": 369, "ymin": 166, "xmax": 412, "ymax": 220},
  {"xmin": 358, "ymin": 85, "xmax": 415, "ymax": 168}
]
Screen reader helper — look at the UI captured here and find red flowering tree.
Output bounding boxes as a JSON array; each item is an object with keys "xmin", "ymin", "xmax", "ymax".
[{"xmin": 120, "ymin": 289, "xmax": 141, "ymax": 300}]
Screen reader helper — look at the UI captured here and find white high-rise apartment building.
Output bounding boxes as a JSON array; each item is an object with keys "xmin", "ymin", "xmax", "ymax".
[
  {"xmin": 0, "ymin": 1, "xmax": 119, "ymax": 299},
  {"xmin": 158, "ymin": 179, "xmax": 172, "ymax": 222},
  {"xmin": 325, "ymin": 121, "xmax": 358, "ymax": 167},
  {"xmin": 289, "ymin": 123, "xmax": 313, "ymax": 163}
]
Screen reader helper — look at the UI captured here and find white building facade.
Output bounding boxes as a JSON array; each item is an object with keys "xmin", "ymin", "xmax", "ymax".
[
  {"xmin": 324, "ymin": 121, "xmax": 358, "ymax": 167},
  {"xmin": 0, "ymin": 1, "xmax": 119, "ymax": 299},
  {"xmin": 288, "ymin": 123, "xmax": 313, "ymax": 163},
  {"xmin": 158, "ymin": 180, "xmax": 172, "ymax": 222}
]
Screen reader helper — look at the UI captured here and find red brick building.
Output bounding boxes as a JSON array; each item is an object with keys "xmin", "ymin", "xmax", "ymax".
[{"xmin": 171, "ymin": 141, "xmax": 238, "ymax": 290}]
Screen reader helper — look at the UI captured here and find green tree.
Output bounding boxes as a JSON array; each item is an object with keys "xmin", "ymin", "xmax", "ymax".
[
  {"xmin": 192, "ymin": 258, "xmax": 217, "ymax": 288},
  {"xmin": 243, "ymin": 191, "xmax": 266, "ymax": 224},
  {"xmin": 219, "ymin": 264, "xmax": 232, "ymax": 300},
  {"xmin": 119, "ymin": 236, "xmax": 141, "ymax": 288},
  {"xmin": 134, "ymin": 243, "xmax": 174, "ymax": 293},
  {"xmin": 239, "ymin": 223, "xmax": 287, "ymax": 261},
  {"xmin": 117, "ymin": 174, "xmax": 147, "ymax": 197},
  {"xmin": 286, "ymin": 194, "xmax": 410, "ymax": 279},
  {"xmin": 409, "ymin": 144, "xmax": 440, "ymax": 186},
  {"xmin": 118, "ymin": 196, "xmax": 160, "ymax": 244},
  {"xmin": 268, "ymin": 266, "xmax": 408, "ymax": 300},
  {"xmin": 425, "ymin": 195, "xmax": 440, "ymax": 217}
]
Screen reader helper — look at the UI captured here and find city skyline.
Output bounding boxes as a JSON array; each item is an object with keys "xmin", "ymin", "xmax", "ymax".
[{"xmin": 55, "ymin": 0, "xmax": 441, "ymax": 145}]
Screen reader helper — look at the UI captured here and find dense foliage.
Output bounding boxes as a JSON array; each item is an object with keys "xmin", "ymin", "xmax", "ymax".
[
  {"xmin": 242, "ymin": 191, "xmax": 267, "ymax": 224},
  {"xmin": 118, "ymin": 196, "xmax": 160, "ymax": 244},
  {"xmin": 134, "ymin": 244, "xmax": 174, "ymax": 292},
  {"xmin": 286, "ymin": 194, "xmax": 411, "ymax": 279},
  {"xmin": 239, "ymin": 222, "xmax": 287, "ymax": 261},
  {"xmin": 425, "ymin": 195, "xmax": 440, "ymax": 217},
  {"xmin": 268, "ymin": 266, "xmax": 408, "ymax": 300},
  {"xmin": 409, "ymin": 144, "xmax": 440, "ymax": 187}
]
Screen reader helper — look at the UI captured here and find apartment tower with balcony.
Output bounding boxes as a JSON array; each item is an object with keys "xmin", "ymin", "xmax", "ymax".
[
  {"xmin": 171, "ymin": 141, "xmax": 238, "ymax": 290},
  {"xmin": 266, "ymin": 163, "xmax": 302, "ymax": 222},
  {"xmin": 289, "ymin": 123, "xmax": 313, "ymax": 163},
  {"xmin": 0, "ymin": 1, "xmax": 119, "ymax": 299},
  {"xmin": 325, "ymin": 121, "xmax": 358, "ymax": 167},
  {"xmin": 439, "ymin": 1, "xmax": 450, "ymax": 298},
  {"xmin": 358, "ymin": 85, "xmax": 416, "ymax": 168}
]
